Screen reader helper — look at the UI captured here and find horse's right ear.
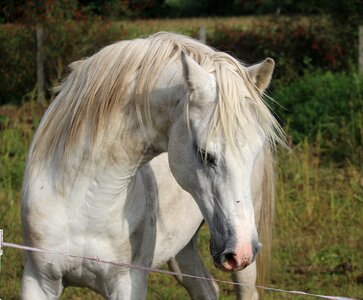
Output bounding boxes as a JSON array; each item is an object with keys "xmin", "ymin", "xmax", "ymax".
[
  {"xmin": 181, "ymin": 52, "xmax": 214, "ymax": 99},
  {"xmin": 247, "ymin": 58, "xmax": 275, "ymax": 92}
]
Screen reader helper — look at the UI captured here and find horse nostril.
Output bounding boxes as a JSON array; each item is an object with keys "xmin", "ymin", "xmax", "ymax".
[{"xmin": 221, "ymin": 252, "xmax": 238, "ymax": 270}]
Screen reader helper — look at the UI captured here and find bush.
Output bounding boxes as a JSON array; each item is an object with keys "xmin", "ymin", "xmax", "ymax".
[
  {"xmin": 273, "ymin": 71, "xmax": 363, "ymax": 164},
  {"xmin": 209, "ymin": 17, "xmax": 352, "ymax": 82},
  {"xmin": 0, "ymin": 24, "xmax": 36, "ymax": 103},
  {"xmin": 45, "ymin": 19, "xmax": 127, "ymax": 86},
  {"xmin": 0, "ymin": 20, "xmax": 127, "ymax": 104},
  {"xmin": 0, "ymin": 16, "xmax": 356, "ymax": 104}
]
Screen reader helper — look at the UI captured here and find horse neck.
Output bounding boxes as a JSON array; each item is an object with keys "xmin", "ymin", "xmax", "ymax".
[
  {"xmin": 70, "ymin": 93, "xmax": 179, "ymax": 205},
  {"xmin": 89, "ymin": 63, "xmax": 186, "ymax": 201},
  {"xmin": 116, "ymin": 85, "xmax": 184, "ymax": 168},
  {"xmin": 75, "ymin": 91, "xmax": 180, "ymax": 190},
  {"xmin": 115, "ymin": 62, "xmax": 185, "ymax": 169},
  {"xmin": 28, "ymin": 62, "xmax": 183, "ymax": 199}
]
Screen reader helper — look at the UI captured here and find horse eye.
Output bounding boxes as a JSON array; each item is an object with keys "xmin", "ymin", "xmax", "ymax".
[{"xmin": 198, "ymin": 149, "xmax": 216, "ymax": 166}]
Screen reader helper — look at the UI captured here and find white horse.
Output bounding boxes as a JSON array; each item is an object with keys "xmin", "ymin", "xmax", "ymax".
[{"xmin": 21, "ymin": 32, "xmax": 283, "ymax": 299}]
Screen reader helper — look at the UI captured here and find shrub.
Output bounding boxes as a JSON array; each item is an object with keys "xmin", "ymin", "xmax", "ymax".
[
  {"xmin": 45, "ymin": 19, "xmax": 127, "ymax": 86},
  {"xmin": 0, "ymin": 16, "xmax": 356, "ymax": 104},
  {"xmin": 0, "ymin": 24, "xmax": 36, "ymax": 103},
  {"xmin": 0, "ymin": 20, "xmax": 127, "ymax": 105},
  {"xmin": 273, "ymin": 71, "xmax": 363, "ymax": 164},
  {"xmin": 209, "ymin": 17, "xmax": 351, "ymax": 82}
]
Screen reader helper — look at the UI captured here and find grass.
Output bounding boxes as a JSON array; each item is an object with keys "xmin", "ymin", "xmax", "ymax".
[{"xmin": 0, "ymin": 102, "xmax": 362, "ymax": 299}]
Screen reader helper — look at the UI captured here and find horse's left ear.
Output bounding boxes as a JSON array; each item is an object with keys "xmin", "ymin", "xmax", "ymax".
[{"xmin": 247, "ymin": 58, "xmax": 275, "ymax": 92}]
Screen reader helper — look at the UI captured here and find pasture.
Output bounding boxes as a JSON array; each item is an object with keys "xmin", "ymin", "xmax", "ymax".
[{"xmin": 0, "ymin": 100, "xmax": 362, "ymax": 299}]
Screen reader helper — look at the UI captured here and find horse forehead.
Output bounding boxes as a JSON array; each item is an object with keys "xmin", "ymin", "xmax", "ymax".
[
  {"xmin": 190, "ymin": 119, "xmax": 265, "ymax": 156},
  {"xmin": 224, "ymin": 127, "xmax": 266, "ymax": 163},
  {"xmin": 237, "ymin": 124, "xmax": 265, "ymax": 151}
]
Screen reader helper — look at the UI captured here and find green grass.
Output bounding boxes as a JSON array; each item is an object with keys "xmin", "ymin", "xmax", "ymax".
[{"xmin": 0, "ymin": 103, "xmax": 362, "ymax": 299}]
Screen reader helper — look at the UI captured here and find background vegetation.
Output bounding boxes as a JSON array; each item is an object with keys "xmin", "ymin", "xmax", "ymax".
[
  {"xmin": 0, "ymin": 0, "xmax": 362, "ymax": 299},
  {"xmin": 0, "ymin": 16, "xmax": 357, "ymax": 104}
]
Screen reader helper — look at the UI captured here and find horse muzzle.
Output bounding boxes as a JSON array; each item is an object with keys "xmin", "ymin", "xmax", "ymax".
[{"xmin": 211, "ymin": 238, "xmax": 261, "ymax": 272}]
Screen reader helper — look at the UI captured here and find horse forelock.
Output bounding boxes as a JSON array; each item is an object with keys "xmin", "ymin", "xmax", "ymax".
[
  {"xmin": 27, "ymin": 32, "xmax": 284, "ymax": 184},
  {"xmin": 210, "ymin": 56, "xmax": 285, "ymax": 151}
]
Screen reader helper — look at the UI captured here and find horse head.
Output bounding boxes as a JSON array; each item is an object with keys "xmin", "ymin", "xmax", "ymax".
[{"xmin": 168, "ymin": 52, "xmax": 276, "ymax": 272}]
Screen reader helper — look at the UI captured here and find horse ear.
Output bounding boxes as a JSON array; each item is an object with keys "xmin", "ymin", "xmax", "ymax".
[
  {"xmin": 181, "ymin": 52, "xmax": 214, "ymax": 98},
  {"xmin": 247, "ymin": 58, "xmax": 275, "ymax": 92}
]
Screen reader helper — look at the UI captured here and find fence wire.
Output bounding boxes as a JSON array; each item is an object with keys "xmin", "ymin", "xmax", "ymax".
[{"xmin": 0, "ymin": 234, "xmax": 360, "ymax": 300}]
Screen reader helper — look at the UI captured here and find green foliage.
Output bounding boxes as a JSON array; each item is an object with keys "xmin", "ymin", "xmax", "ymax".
[
  {"xmin": 273, "ymin": 71, "xmax": 363, "ymax": 164},
  {"xmin": 164, "ymin": 0, "xmax": 239, "ymax": 17},
  {"xmin": 260, "ymin": 0, "xmax": 363, "ymax": 27},
  {"xmin": 0, "ymin": 24, "xmax": 36, "ymax": 103},
  {"xmin": 44, "ymin": 19, "xmax": 127, "ymax": 85},
  {"xmin": 2, "ymin": 0, "xmax": 362, "ymax": 22},
  {"xmin": 0, "ymin": 0, "xmax": 81, "ymax": 23},
  {"xmin": 0, "ymin": 16, "xmax": 356, "ymax": 104},
  {"xmin": 0, "ymin": 20, "xmax": 127, "ymax": 104},
  {"xmin": 0, "ymin": 0, "xmax": 26, "ymax": 23},
  {"xmin": 210, "ymin": 17, "xmax": 351, "ymax": 81}
]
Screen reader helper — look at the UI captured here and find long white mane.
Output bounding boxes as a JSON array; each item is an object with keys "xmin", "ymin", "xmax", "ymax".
[{"xmin": 28, "ymin": 32, "xmax": 284, "ymax": 176}]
